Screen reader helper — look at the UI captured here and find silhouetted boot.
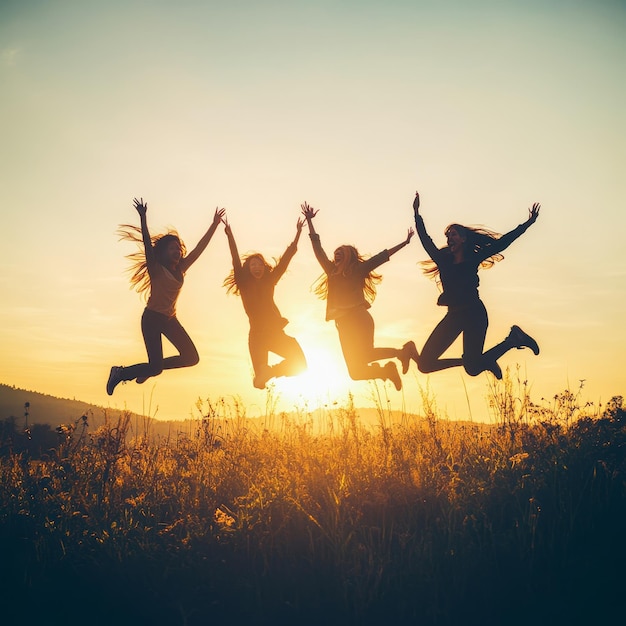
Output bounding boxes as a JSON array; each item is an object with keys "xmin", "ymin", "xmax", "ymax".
[
  {"xmin": 384, "ymin": 361, "xmax": 402, "ymax": 391},
  {"xmin": 399, "ymin": 341, "xmax": 419, "ymax": 375},
  {"xmin": 507, "ymin": 326, "xmax": 539, "ymax": 354},
  {"xmin": 106, "ymin": 366, "xmax": 124, "ymax": 395},
  {"xmin": 253, "ymin": 365, "xmax": 272, "ymax": 389},
  {"xmin": 508, "ymin": 325, "xmax": 540, "ymax": 355}
]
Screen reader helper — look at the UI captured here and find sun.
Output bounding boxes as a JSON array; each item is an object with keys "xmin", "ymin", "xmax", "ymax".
[{"xmin": 271, "ymin": 343, "xmax": 351, "ymax": 409}]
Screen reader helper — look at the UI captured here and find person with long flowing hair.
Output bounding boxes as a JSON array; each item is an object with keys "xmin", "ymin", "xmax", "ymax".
[
  {"xmin": 412, "ymin": 190, "xmax": 541, "ymax": 379},
  {"xmin": 106, "ymin": 197, "xmax": 225, "ymax": 395},
  {"xmin": 301, "ymin": 201, "xmax": 418, "ymax": 391},
  {"xmin": 222, "ymin": 214, "xmax": 307, "ymax": 389}
]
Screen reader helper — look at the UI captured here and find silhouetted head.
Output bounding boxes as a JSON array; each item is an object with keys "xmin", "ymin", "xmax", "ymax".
[
  {"xmin": 117, "ymin": 225, "xmax": 187, "ymax": 298},
  {"xmin": 242, "ymin": 253, "xmax": 272, "ymax": 280},
  {"xmin": 445, "ymin": 224, "xmax": 469, "ymax": 257},
  {"xmin": 421, "ymin": 223, "xmax": 504, "ymax": 280},
  {"xmin": 154, "ymin": 234, "xmax": 184, "ymax": 267},
  {"xmin": 313, "ymin": 244, "xmax": 381, "ymax": 303},
  {"xmin": 333, "ymin": 245, "xmax": 359, "ymax": 274},
  {"xmin": 224, "ymin": 252, "xmax": 275, "ymax": 295}
]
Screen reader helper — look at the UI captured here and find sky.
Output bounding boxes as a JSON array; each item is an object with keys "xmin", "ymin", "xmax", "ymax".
[{"xmin": 1, "ymin": 0, "xmax": 625, "ymax": 423}]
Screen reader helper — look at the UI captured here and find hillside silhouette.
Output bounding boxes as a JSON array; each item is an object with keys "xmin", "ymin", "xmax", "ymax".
[{"xmin": 0, "ymin": 382, "xmax": 145, "ymax": 429}]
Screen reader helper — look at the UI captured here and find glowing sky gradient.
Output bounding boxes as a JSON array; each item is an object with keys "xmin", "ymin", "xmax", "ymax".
[{"xmin": 1, "ymin": 0, "xmax": 624, "ymax": 421}]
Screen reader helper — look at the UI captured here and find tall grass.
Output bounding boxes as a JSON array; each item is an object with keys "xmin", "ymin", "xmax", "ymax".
[{"xmin": 1, "ymin": 374, "xmax": 624, "ymax": 626}]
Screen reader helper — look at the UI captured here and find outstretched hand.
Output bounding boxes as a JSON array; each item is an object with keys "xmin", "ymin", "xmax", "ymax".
[
  {"xmin": 528, "ymin": 202, "xmax": 541, "ymax": 224},
  {"xmin": 213, "ymin": 207, "xmax": 226, "ymax": 224},
  {"xmin": 296, "ymin": 216, "xmax": 305, "ymax": 233},
  {"xmin": 301, "ymin": 201, "xmax": 318, "ymax": 221},
  {"xmin": 413, "ymin": 191, "xmax": 420, "ymax": 214},
  {"xmin": 221, "ymin": 214, "xmax": 232, "ymax": 236},
  {"xmin": 405, "ymin": 227, "xmax": 415, "ymax": 245},
  {"xmin": 133, "ymin": 197, "xmax": 147, "ymax": 216}
]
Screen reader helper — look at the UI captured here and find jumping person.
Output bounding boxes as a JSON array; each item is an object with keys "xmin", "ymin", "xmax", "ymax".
[
  {"xmin": 301, "ymin": 201, "xmax": 418, "ymax": 391},
  {"xmin": 412, "ymin": 191, "xmax": 540, "ymax": 379},
  {"xmin": 222, "ymin": 214, "xmax": 307, "ymax": 389},
  {"xmin": 106, "ymin": 197, "xmax": 225, "ymax": 395}
]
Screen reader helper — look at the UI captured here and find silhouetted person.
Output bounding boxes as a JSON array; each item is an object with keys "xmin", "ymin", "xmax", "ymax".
[
  {"xmin": 412, "ymin": 191, "xmax": 540, "ymax": 379},
  {"xmin": 106, "ymin": 198, "xmax": 225, "ymax": 395},
  {"xmin": 223, "ymin": 214, "xmax": 307, "ymax": 389},
  {"xmin": 301, "ymin": 201, "xmax": 418, "ymax": 391}
]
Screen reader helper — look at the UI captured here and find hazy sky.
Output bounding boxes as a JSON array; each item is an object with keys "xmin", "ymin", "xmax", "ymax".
[{"xmin": 1, "ymin": 0, "xmax": 624, "ymax": 423}]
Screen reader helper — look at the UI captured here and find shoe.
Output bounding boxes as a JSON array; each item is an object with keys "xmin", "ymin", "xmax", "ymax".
[
  {"xmin": 399, "ymin": 341, "xmax": 418, "ymax": 375},
  {"xmin": 253, "ymin": 367, "xmax": 271, "ymax": 390},
  {"xmin": 508, "ymin": 325, "xmax": 540, "ymax": 355},
  {"xmin": 106, "ymin": 366, "xmax": 124, "ymax": 396},
  {"xmin": 384, "ymin": 361, "xmax": 402, "ymax": 391},
  {"xmin": 487, "ymin": 361, "xmax": 503, "ymax": 380}
]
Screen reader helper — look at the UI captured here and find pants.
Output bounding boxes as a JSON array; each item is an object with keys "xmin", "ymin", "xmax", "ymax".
[
  {"xmin": 122, "ymin": 308, "xmax": 199, "ymax": 381},
  {"xmin": 248, "ymin": 327, "xmax": 307, "ymax": 379},
  {"xmin": 334, "ymin": 307, "xmax": 397, "ymax": 381},
  {"xmin": 418, "ymin": 300, "xmax": 507, "ymax": 376}
]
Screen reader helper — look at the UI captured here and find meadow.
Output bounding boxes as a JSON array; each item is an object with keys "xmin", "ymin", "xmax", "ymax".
[{"xmin": 1, "ymin": 374, "xmax": 624, "ymax": 626}]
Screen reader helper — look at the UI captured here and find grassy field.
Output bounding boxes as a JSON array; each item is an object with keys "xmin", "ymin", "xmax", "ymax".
[{"xmin": 1, "ymin": 376, "xmax": 624, "ymax": 626}]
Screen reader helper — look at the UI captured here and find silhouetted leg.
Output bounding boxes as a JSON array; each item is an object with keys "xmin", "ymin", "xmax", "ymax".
[
  {"xmin": 160, "ymin": 316, "xmax": 199, "ymax": 370},
  {"xmin": 248, "ymin": 330, "xmax": 271, "ymax": 388},
  {"xmin": 461, "ymin": 302, "xmax": 490, "ymax": 376},
  {"xmin": 418, "ymin": 310, "xmax": 464, "ymax": 373},
  {"xmin": 266, "ymin": 331, "xmax": 307, "ymax": 379},
  {"xmin": 120, "ymin": 308, "xmax": 167, "ymax": 382},
  {"xmin": 335, "ymin": 309, "xmax": 399, "ymax": 386}
]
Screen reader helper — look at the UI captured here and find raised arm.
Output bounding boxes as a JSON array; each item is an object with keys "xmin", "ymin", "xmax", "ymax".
[
  {"xmin": 387, "ymin": 227, "xmax": 414, "ymax": 257},
  {"xmin": 273, "ymin": 217, "xmax": 304, "ymax": 282},
  {"xmin": 222, "ymin": 214, "xmax": 242, "ymax": 271},
  {"xmin": 480, "ymin": 202, "xmax": 541, "ymax": 260},
  {"xmin": 180, "ymin": 207, "xmax": 226, "ymax": 272},
  {"xmin": 133, "ymin": 197, "xmax": 156, "ymax": 268},
  {"xmin": 412, "ymin": 191, "xmax": 442, "ymax": 260},
  {"xmin": 301, "ymin": 202, "xmax": 334, "ymax": 273}
]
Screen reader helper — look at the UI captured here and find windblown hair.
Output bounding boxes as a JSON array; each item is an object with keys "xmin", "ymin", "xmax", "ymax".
[
  {"xmin": 421, "ymin": 223, "xmax": 504, "ymax": 282},
  {"xmin": 117, "ymin": 224, "xmax": 186, "ymax": 297},
  {"xmin": 223, "ymin": 253, "xmax": 275, "ymax": 296},
  {"xmin": 313, "ymin": 245, "xmax": 382, "ymax": 303}
]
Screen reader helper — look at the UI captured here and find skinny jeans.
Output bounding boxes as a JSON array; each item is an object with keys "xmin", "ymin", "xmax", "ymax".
[
  {"xmin": 248, "ymin": 327, "xmax": 307, "ymax": 379},
  {"xmin": 419, "ymin": 300, "xmax": 502, "ymax": 376},
  {"xmin": 334, "ymin": 307, "xmax": 395, "ymax": 381},
  {"xmin": 122, "ymin": 308, "xmax": 199, "ymax": 381}
]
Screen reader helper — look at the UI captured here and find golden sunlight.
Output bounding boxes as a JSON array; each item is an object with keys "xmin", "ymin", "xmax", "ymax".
[{"xmin": 271, "ymin": 343, "xmax": 350, "ymax": 409}]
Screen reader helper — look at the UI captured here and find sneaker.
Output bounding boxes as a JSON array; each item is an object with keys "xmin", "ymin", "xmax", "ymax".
[
  {"xmin": 106, "ymin": 366, "xmax": 124, "ymax": 396},
  {"xmin": 253, "ymin": 367, "xmax": 271, "ymax": 390},
  {"xmin": 399, "ymin": 341, "xmax": 418, "ymax": 375},
  {"xmin": 508, "ymin": 325, "xmax": 540, "ymax": 355},
  {"xmin": 384, "ymin": 361, "xmax": 402, "ymax": 391}
]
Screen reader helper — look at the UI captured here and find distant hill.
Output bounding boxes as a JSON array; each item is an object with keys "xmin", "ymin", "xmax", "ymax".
[
  {"xmin": 0, "ymin": 383, "xmax": 143, "ymax": 429},
  {"xmin": 1, "ymin": 383, "xmax": 481, "ymax": 442}
]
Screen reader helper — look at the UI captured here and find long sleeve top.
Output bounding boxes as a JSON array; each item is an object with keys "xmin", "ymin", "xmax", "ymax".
[
  {"xmin": 234, "ymin": 242, "xmax": 297, "ymax": 333},
  {"xmin": 309, "ymin": 232, "xmax": 390, "ymax": 321},
  {"xmin": 414, "ymin": 214, "xmax": 532, "ymax": 308}
]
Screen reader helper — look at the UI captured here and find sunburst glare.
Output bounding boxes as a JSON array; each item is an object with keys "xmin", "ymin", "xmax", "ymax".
[{"xmin": 271, "ymin": 344, "xmax": 349, "ymax": 409}]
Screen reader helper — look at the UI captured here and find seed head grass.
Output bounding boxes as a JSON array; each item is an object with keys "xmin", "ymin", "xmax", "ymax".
[{"xmin": 1, "ymin": 374, "xmax": 624, "ymax": 625}]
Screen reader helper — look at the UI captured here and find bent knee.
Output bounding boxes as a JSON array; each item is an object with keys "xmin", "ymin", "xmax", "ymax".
[
  {"xmin": 417, "ymin": 358, "xmax": 436, "ymax": 374},
  {"xmin": 462, "ymin": 359, "xmax": 482, "ymax": 377}
]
